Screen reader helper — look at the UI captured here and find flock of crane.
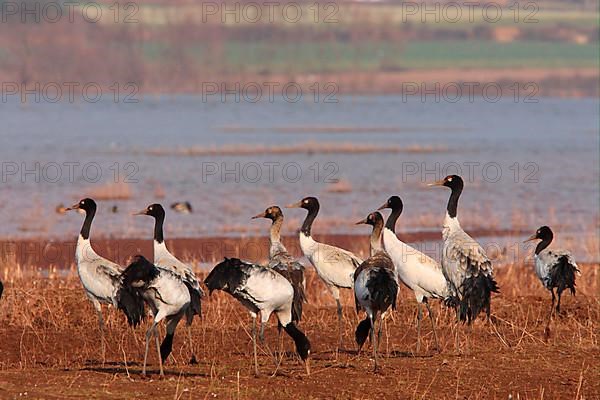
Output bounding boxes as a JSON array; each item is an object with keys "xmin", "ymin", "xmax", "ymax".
[{"xmin": 32, "ymin": 174, "xmax": 580, "ymax": 376}]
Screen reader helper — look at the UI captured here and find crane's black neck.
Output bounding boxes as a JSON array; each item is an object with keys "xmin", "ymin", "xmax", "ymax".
[
  {"xmin": 153, "ymin": 212, "xmax": 165, "ymax": 244},
  {"xmin": 301, "ymin": 205, "xmax": 319, "ymax": 237},
  {"xmin": 284, "ymin": 322, "xmax": 310, "ymax": 361},
  {"xmin": 385, "ymin": 206, "xmax": 402, "ymax": 233},
  {"xmin": 80, "ymin": 208, "xmax": 96, "ymax": 240},
  {"xmin": 446, "ymin": 186, "xmax": 462, "ymax": 219},
  {"xmin": 535, "ymin": 235, "xmax": 553, "ymax": 255}
]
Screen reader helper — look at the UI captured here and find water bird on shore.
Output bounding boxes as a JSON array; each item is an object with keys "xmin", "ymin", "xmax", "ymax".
[
  {"xmin": 524, "ymin": 226, "xmax": 580, "ymax": 331},
  {"xmin": 204, "ymin": 258, "xmax": 311, "ymax": 376},
  {"xmin": 170, "ymin": 202, "xmax": 193, "ymax": 214},
  {"xmin": 134, "ymin": 203, "xmax": 204, "ymax": 364},
  {"xmin": 287, "ymin": 196, "xmax": 363, "ymax": 350},
  {"xmin": 111, "ymin": 205, "xmax": 118, "ymax": 213},
  {"xmin": 66, "ymin": 198, "xmax": 146, "ymax": 362},
  {"xmin": 378, "ymin": 195, "xmax": 447, "ymax": 352},
  {"xmin": 121, "ymin": 255, "xmax": 191, "ymax": 377},
  {"xmin": 354, "ymin": 212, "xmax": 398, "ymax": 370},
  {"xmin": 429, "ymin": 175, "xmax": 499, "ymax": 352},
  {"xmin": 252, "ymin": 206, "xmax": 306, "ymax": 324}
]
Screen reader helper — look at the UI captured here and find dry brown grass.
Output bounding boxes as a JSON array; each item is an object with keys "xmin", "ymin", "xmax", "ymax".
[{"xmin": 0, "ymin": 245, "xmax": 598, "ymax": 398}]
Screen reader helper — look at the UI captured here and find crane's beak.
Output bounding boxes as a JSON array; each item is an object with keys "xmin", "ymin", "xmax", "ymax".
[
  {"xmin": 376, "ymin": 202, "xmax": 388, "ymax": 211},
  {"xmin": 523, "ymin": 234, "xmax": 538, "ymax": 243},
  {"xmin": 66, "ymin": 203, "xmax": 80, "ymax": 211},
  {"xmin": 355, "ymin": 217, "xmax": 368, "ymax": 225},
  {"xmin": 132, "ymin": 209, "xmax": 147, "ymax": 216},
  {"xmin": 251, "ymin": 211, "xmax": 266, "ymax": 219},
  {"xmin": 428, "ymin": 179, "xmax": 445, "ymax": 187},
  {"xmin": 286, "ymin": 201, "xmax": 303, "ymax": 208},
  {"xmin": 305, "ymin": 358, "xmax": 310, "ymax": 376}
]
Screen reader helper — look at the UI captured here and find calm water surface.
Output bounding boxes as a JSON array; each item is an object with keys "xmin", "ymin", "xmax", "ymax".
[{"xmin": 0, "ymin": 96, "xmax": 598, "ymax": 259}]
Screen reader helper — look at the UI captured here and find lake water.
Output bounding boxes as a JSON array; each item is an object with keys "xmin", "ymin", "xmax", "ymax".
[{"xmin": 0, "ymin": 95, "xmax": 598, "ymax": 259}]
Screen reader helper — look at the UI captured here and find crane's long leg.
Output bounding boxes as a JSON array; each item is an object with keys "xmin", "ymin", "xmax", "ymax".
[
  {"xmin": 91, "ymin": 299, "xmax": 106, "ymax": 365},
  {"xmin": 329, "ymin": 286, "xmax": 343, "ymax": 351},
  {"xmin": 187, "ymin": 325, "xmax": 197, "ymax": 364},
  {"xmin": 545, "ymin": 289, "xmax": 556, "ymax": 337},
  {"xmin": 556, "ymin": 289, "xmax": 563, "ymax": 314},
  {"xmin": 259, "ymin": 319, "xmax": 266, "ymax": 343},
  {"xmin": 377, "ymin": 312, "xmax": 384, "ymax": 354},
  {"xmin": 455, "ymin": 311, "xmax": 461, "ymax": 354},
  {"xmin": 370, "ymin": 314, "xmax": 377, "ymax": 371},
  {"xmin": 416, "ymin": 303, "xmax": 423, "ymax": 354},
  {"xmin": 142, "ymin": 321, "xmax": 157, "ymax": 376},
  {"xmin": 252, "ymin": 314, "xmax": 259, "ymax": 377},
  {"xmin": 424, "ymin": 300, "xmax": 440, "ymax": 352},
  {"xmin": 154, "ymin": 325, "xmax": 164, "ymax": 377}
]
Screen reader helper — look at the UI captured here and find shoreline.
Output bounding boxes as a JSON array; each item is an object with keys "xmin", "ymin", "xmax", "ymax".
[{"xmin": 0, "ymin": 228, "xmax": 538, "ymax": 269}]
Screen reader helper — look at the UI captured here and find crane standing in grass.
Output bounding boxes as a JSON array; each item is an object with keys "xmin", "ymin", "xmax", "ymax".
[
  {"xmin": 429, "ymin": 175, "xmax": 499, "ymax": 352},
  {"xmin": 134, "ymin": 203, "xmax": 203, "ymax": 364},
  {"xmin": 66, "ymin": 198, "xmax": 146, "ymax": 363},
  {"xmin": 121, "ymin": 255, "xmax": 191, "ymax": 377},
  {"xmin": 525, "ymin": 225, "xmax": 580, "ymax": 335},
  {"xmin": 204, "ymin": 257, "xmax": 311, "ymax": 376},
  {"xmin": 378, "ymin": 195, "xmax": 448, "ymax": 353},
  {"xmin": 287, "ymin": 196, "xmax": 363, "ymax": 350},
  {"xmin": 252, "ymin": 205, "xmax": 307, "ymax": 325},
  {"xmin": 353, "ymin": 211, "xmax": 398, "ymax": 371}
]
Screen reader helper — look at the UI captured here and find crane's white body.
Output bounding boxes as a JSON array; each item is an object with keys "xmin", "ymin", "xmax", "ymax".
[
  {"xmin": 75, "ymin": 235, "xmax": 122, "ymax": 307},
  {"xmin": 153, "ymin": 240, "xmax": 203, "ymax": 295},
  {"xmin": 381, "ymin": 228, "xmax": 448, "ymax": 302},
  {"xmin": 299, "ymin": 233, "xmax": 361, "ymax": 291},
  {"xmin": 534, "ymin": 249, "xmax": 580, "ymax": 290},
  {"xmin": 441, "ymin": 213, "xmax": 493, "ymax": 297}
]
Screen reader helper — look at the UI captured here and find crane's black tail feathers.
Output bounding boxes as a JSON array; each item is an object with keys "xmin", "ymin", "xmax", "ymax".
[
  {"xmin": 204, "ymin": 257, "xmax": 251, "ymax": 295},
  {"xmin": 0, "ymin": 280, "xmax": 3, "ymax": 300},
  {"xmin": 550, "ymin": 255, "xmax": 578, "ymax": 296},
  {"xmin": 117, "ymin": 255, "xmax": 160, "ymax": 327},
  {"xmin": 184, "ymin": 282, "xmax": 203, "ymax": 324},
  {"xmin": 116, "ymin": 285, "xmax": 145, "ymax": 327},
  {"xmin": 455, "ymin": 273, "xmax": 499, "ymax": 324},
  {"xmin": 367, "ymin": 268, "xmax": 399, "ymax": 312},
  {"xmin": 355, "ymin": 317, "xmax": 372, "ymax": 349}
]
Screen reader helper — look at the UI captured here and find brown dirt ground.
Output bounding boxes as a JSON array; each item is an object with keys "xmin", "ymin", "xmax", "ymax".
[{"xmin": 0, "ymin": 237, "xmax": 598, "ymax": 399}]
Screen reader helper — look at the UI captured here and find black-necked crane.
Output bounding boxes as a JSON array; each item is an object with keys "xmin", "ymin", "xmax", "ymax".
[
  {"xmin": 378, "ymin": 195, "xmax": 448, "ymax": 352},
  {"xmin": 354, "ymin": 211, "xmax": 398, "ymax": 371},
  {"xmin": 204, "ymin": 257, "xmax": 311, "ymax": 376},
  {"xmin": 251, "ymin": 205, "xmax": 307, "ymax": 324},
  {"xmin": 286, "ymin": 196, "xmax": 363, "ymax": 350},
  {"xmin": 121, "ymin": 255, "xmax": 191, "ymax": 377},
  {"xmin": 429, "ymin": 175, "xmax": 499, "ymax": 352},
  {"xmin": 66, "ymin": 198, "xmax": 146, "ymax": 362},
  {"xmin": 134, "ymin": 203, "xmax": 203, "ymax": 363},
  {"xmin": 524, "ymin": 226, "xmax": 580, "ymax": 333}
]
